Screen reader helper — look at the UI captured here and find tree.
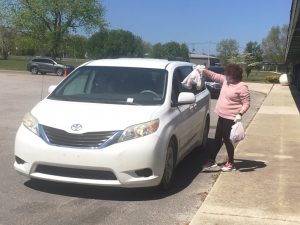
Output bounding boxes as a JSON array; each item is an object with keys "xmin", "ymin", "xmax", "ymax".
[
  {"xmin": 0, "ymin": 26, "xmax": 16, "ymax": 59},
  {"xmin": 0, "ymin": 0, "xmax": 16, "ymax": 59},
  {"xmin": 14, "ymin": 34, "xmax": 46, "ymax": 56},
  {"xmin": 11, "ymin": 0, "xmax": 106, "ymax": 58},
  {"xmin": 150, "ymin": 42, "xmax": 189, "ymax": 61},
  {"xmin": 228, "ymin": 53, "xmax": 257, "ymax": 78},
  {"xmin": 142, "ymin": 41, "xmax": 152, "ymax": 57},
  {"xmin": 244, "ymin": 41, "xmax": 263, "ymax": 62},
  {"xmin": 87, "ymin": 29, "xmax": 108, "ymax": 59},
  {"xmin": 150, "ymin": 43, "xmax": 165, "ymax": 59},
  {"xmin": 216, "ymin": 39, "xmax": 239, "ymax": 65},
  {"xmin": 64, "ymin": 35, "xmax": 88, "ymax": 59},
  {"xmin": 87, "ymin": 29, "xmax": 145, "ymax": 59},
  {"xmin": 236, "ymin": 41, "xmax": 264, "ymax": 78},
  {"xmin": 261, "ymin": 24, "xmax": 288, "ymax": 64}
]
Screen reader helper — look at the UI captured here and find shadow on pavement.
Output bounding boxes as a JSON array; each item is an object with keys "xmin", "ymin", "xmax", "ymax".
[
  {"xmin": 24, "ymin": 139, "xmax": 215, "ymax": 201},
  {"xmin": 234, "ymin": 158, "xmax": 267, "ymax": 172}
]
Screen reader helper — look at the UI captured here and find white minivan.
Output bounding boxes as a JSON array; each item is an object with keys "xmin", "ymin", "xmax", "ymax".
[{"xmin": 14, "ymin": 58, "xmax": 210, "ymax": 190}]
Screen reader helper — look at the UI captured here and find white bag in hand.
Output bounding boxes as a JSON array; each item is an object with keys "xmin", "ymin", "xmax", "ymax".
[
  {"xmin": 230, "ymin": 122, "xmax": 245, "ymax": 143},
  {"xmin": 181, "ymin": 65, "xmax": 204, "ymax": 90}
]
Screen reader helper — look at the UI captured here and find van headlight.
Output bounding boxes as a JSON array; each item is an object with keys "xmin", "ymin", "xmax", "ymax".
[
  {"xmin": 118, "ymin": 119, "xmax": 159, "ymax": 142},
  {"xmin": 22, "ymin": 112, "xmax": 39, "ymax": 136}
]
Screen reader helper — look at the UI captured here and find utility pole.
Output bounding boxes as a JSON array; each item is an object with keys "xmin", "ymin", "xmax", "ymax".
[
  {"xmin": 208, "ymin": 41, "xmax": 211, "ymax": 67},
  {"xmin": 187, "ymin": 41, "xmax": 217, "ymax": 67}
]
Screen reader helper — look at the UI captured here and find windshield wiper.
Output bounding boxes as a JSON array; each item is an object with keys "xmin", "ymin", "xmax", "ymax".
[
  {"xmin": 48, "ymin": 95, "xmax": 78, "ymax": 101},
  {"xmin": 111, "ymin": 100, "xmax": 140, "ymax": 105},
  {"xmin": 49, "ymin": 95, "xmax": 143, "ymax": 105}
]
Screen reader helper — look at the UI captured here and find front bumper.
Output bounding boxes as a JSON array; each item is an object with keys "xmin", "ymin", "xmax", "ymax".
[{"xmin": 14, "ymin": 124, "xmax": 167, "ymax": 188}]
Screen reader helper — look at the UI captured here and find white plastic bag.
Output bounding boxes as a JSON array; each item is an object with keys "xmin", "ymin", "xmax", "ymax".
[
  {"xmin": 181, "ymin": 65, "xmax": 204, "ymax": 90},
  {"xmin": 230, "ymin": 122, "xmax": 245, "ymax": 143}
]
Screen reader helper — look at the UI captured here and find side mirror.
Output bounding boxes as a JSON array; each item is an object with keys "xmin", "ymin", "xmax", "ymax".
[
  {"xmin": 177, "ymin": 92, "xmax": 196, "ymax": 105},
  {"xmin": 48, "ymin": 85, "xmax": 57, "ymax": 94}
]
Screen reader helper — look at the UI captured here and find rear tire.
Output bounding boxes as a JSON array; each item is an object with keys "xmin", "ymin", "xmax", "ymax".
[
  {"xmin": 31, "ymin": 67, "xmax": 38, "ymax": 75},
  {"xmin": 159, "ymin": 140, "xmax": 176, "ymax": 190}
]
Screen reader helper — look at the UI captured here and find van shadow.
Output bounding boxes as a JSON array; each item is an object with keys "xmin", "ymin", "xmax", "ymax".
[
  {"xmin": 24, "ymin": 139, "xmax": 215, "ymax": 201},
  {"xmin": 234, "ymin": 158, "xmax": 267, "ymax": 172}
]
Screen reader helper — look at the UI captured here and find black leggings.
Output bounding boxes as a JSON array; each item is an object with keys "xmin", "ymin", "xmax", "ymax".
[{"xmin": 210, "ymin": 116, "xmax": 235, "ymax": 163}]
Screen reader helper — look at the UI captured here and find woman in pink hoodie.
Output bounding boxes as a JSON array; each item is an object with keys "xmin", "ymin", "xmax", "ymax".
[{"xmin": 199, "ymin": 64, "xmax": 250, "ymax": 171}]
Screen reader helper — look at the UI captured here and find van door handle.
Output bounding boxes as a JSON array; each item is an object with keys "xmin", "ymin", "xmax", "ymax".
[
  {"xmin": 189, "ymin": 105, "xmax": 194, "ymax": 111},
  {"xmin": 189, "ymin": 103, "xmax": 197, "ymax": 111},
  {"xmin": 192, "ymin": 103, "xmax": 197, "ymax": 110}
]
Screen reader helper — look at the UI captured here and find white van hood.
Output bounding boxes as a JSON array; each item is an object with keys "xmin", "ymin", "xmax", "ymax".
[{"xmin": 32, "ymin": 99, "xmax": 161, "ymax": 133}]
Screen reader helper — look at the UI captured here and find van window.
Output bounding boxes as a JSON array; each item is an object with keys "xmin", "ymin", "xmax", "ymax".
[{"xmin": 178, "ymin": 66, "xmax": 206, "ymax": 95}]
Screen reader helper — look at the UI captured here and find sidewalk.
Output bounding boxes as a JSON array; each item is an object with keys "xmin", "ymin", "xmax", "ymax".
[{"xmin": 190, "ymin": 83, "xmax": 300, "ymax": 225}]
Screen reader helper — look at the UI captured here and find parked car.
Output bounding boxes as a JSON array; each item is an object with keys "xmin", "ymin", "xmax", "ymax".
[
  {"xmin": 15, "ymin": 58, "xmax": 210, "ymax": 190},
  {"xmin": 26, "ymin": 57, "xmax": 75, "ymax": 76},
  {"xmin": 204, "ymin": 66, "xmax": 224, "ymax": 99}
]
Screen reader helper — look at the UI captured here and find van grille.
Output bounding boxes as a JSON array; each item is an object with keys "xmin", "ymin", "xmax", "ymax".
[{"xmin": 41, "ymin": 125, "xmax": 118, "ymax": 148}]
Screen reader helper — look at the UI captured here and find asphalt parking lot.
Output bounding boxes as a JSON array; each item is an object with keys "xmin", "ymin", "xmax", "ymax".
[{"xmin": 0, "ymin": 70, "xmax": 267, "ymax": 225}]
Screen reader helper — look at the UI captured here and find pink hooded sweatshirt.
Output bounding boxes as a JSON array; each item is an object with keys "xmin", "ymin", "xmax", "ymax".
[{"xmin": 204, "ymin": 70, "xmax": 250, "ymax": 120}]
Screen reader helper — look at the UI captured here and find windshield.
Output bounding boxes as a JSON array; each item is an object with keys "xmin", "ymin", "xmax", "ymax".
[{"xmin": 48, "ymin": 66, "xmax": 168, "ymax": 105}]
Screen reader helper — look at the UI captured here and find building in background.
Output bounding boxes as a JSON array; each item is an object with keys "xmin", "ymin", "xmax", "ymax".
[{"xmin": 189, "ymin": 53, "xmax": 220, "ymax": 67}]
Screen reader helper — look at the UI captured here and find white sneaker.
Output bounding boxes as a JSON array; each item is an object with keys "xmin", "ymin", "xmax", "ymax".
[{"xmin": 203, "ymin": 160, "xmax": 218, "ymax": 170}]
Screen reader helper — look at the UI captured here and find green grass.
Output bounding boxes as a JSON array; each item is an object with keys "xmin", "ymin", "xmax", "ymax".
[
  {"xmin": 244, "ymin": 70, "xmax": 282, "ymax": 83},
  {"xmin": 0, "ymin": 56, "xmax": 31, "ymax": 70},
  {"xmin": 0, "ymin": 55, "xmax": 88, "ymax": 71}
]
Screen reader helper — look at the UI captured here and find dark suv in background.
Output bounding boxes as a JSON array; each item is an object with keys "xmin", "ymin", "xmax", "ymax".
[
  {"xmin": 27, "ymin": 57, "xmax": 75, "ymax": 76},
  {"xmin": 204, "ymin": 66, "xmax": 225, "ymax": 99}
]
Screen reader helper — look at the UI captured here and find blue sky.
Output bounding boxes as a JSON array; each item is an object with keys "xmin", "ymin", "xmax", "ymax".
[{"xmin": 102, "ymin": 0, "xmax": 292, "ymax": 54}]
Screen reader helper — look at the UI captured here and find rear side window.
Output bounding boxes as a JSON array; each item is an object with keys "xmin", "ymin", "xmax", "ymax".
[
  {"xmin": 44, "ymin": 59, "xmax": 54, "ymax": 64},
  {"xmin": 32, "ymin": 58, "xmax": 54, "ymax": 64}
]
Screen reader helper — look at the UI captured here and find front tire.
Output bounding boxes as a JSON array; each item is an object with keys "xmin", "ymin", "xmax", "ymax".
[
  {"xmin": 159, "ymin": 140, "xmax": 176, "ymax": 190},
  {"xmin": 56, "ymin": 68, "xmax": 64, "ymax": 76}
]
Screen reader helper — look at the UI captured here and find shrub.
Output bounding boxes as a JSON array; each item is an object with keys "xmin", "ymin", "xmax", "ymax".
[{"xmin": 266, "ymin": 75, "xmax": 280, "ymax": 83}]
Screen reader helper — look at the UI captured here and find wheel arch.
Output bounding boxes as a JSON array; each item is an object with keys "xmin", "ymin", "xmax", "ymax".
[
  {"xmin": 54, "ymin": 67, "xmax": 64, "ymax": 76},
  {"xmin": 30, "ymin": 65, "xmax": 39, "ymax": 74}
]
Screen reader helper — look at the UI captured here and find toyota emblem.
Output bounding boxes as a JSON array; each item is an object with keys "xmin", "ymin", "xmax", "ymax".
[{"xmin": 71, "ymin": 124, "xmax": 82, "ymax": 131}]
